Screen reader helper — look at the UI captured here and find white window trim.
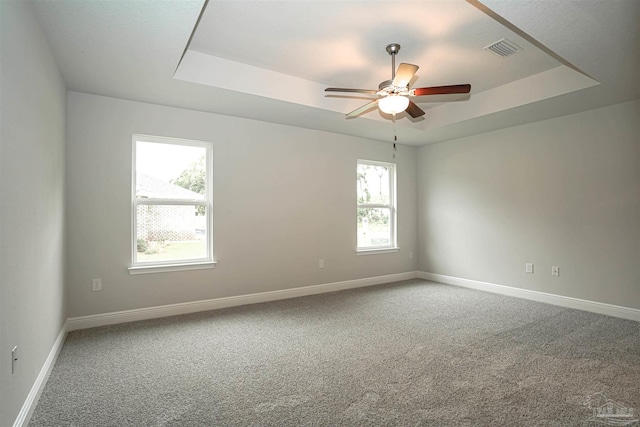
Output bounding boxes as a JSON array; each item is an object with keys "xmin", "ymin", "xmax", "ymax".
[
  {"xmin": 357, "ymin": 159, "xmax": 398, "ymax": 253},
  {"xmin": 356, "ymin": 247, "xmax": 399, "ymax": 255},
  {"xmin": 129, "ymin": 134, "xmax": 214, "ymax": 274},
  {"xmin": 128, "ymin": 261, "xmax": 217, "ymax": 275}
]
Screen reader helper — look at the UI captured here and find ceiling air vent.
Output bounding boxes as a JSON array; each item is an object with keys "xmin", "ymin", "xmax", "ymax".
[{"xmin": 484, "ymin": 38, "xmax": 522, "ymax": 58}]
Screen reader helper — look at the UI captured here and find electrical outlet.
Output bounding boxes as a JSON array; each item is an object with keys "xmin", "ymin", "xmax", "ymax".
[
  {"xmin": 11, "ymin": 346, "xmax": 18, "ymax": 374},
  {"xmin": 552, "ymin": 266, "xmax": 559, "ymax": 276},
  {"xmin": 319, "ymin": 259, "xmax": 324, "ymax": 269},
  {"xmin": 409, "ymin": 251, "xmax": 413, "ymax": 259},
  {"xmin": 525, "ymin": 263, "xmax": 534, "ymax": 274},
  {"xmin": 92, "ymin": 278, "xmax": 102, "ymax": 291}
]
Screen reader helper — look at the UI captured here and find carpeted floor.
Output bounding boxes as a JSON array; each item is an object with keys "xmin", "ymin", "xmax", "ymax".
[{"xmin": 29, "ymin": 280, "xmax": 639, "ymax": 426}]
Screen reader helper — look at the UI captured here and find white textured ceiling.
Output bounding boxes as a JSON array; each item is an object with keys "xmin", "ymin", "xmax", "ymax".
[
  {"xmin": 32, "ymin": 0, "xmax": 640, "ymax": 146},
  {"xmin": 189, "ymin": 1, "xmax": 557, "ymax": 94}
]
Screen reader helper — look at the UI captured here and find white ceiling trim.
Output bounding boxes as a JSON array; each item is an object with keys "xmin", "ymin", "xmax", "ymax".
[
  {"xmin": 424, "ymin": 65, "xmax": 600, "ymax": 129},
  {"xmin": 175, "ymin": 49, "xmax": 354, "ymax": 115},
  {"xmin": 176, "ymin": 49, "xmax": 599, "ymax": 134},
  {"xmin": 174, "ymin": 49, "xmax": 426, "ymax": 130}
]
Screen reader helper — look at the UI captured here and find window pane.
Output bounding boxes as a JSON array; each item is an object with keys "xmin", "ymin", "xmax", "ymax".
[
  {"xmin": 136, "ymin": 141, "xmax": 206, "ymax": 200},
  {"xmin": 357, "ymin": 208, "xmax": 391, "ymax": 248},
  {"xmin": 357, "ymin": 163, "xmax": 391, "ymax": 205},
  {"xmin": 136, "ymin": 204, "xmax": 207, "ymax": 262}
]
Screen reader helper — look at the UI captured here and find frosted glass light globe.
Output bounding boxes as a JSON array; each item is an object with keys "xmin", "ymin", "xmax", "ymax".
[{"xmin": 379, "ymin": 95, "xmax": 410, "ymax": 114}]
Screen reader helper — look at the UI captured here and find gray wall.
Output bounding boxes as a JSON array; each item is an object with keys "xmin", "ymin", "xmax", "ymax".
[
  {"xmin": 2, "ymin": 5, "xmax": 637, "ymax": 422},
  {"xmin": 66, "ymin": 92, "xmax": 418, "ymax": 317},
  {"xmin": 418, "ymin": 100, "xmax": 640, "ymax": 309},
  {"xmin": 0, "ymin": 1, "xmax": 67, "ymax": 425}
]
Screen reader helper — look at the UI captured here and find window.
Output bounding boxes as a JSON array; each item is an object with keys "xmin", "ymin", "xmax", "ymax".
[
  {"xmin": 130, "ymin": 135, "xmax": 214, "ymax": 273},
  {"xmin": 357, "ymin": 160, "xmax": 397, "ymax": 251}
]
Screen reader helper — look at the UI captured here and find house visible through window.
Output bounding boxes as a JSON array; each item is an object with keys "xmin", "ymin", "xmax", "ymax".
[
  {"xmin": 357, "ymin": 159, "xmax": 397, "ymax": 251},
  {"xmin": 131, "ymin": 135, "xmax": 213, "ymax": 270}
]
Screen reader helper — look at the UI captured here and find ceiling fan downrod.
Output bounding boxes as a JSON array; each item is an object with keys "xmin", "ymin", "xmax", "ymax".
[{"xmin": 386, "ymin": 43, "xmax": 401, "ymax": 80}]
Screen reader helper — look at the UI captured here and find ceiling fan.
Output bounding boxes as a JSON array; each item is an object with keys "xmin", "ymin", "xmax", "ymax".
[{"xmin": 325, "ymin": 43, "xmax": 471, "ymax": 119}]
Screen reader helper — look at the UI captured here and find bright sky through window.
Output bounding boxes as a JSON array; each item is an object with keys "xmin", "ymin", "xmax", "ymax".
[{"xmin": 136, "ymin": 140, "xmax": 204, "ymax": 182}]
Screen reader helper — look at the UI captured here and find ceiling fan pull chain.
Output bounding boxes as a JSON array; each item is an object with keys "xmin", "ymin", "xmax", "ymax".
[{"xmin": 393, "ymin": 132, "xmax": 397, "ymax": 159}]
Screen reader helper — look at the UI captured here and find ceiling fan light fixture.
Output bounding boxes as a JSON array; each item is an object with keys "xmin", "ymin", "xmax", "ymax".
[{"xmin": 379, "ymin": 95, "xmax": 409, "ymax": 115}]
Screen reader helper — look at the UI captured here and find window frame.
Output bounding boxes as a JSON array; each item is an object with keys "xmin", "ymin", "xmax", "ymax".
[
  {"xmin": 129, "ymin": 134, "xmax": 215, "ymax": 274},
  {"xmin": 356, "ymin": 159, "xmax": 398, "ymax": 253}
]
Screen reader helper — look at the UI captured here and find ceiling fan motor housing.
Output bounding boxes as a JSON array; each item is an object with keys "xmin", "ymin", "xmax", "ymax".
[{"xmin": 379, "ymin": 79, "xmax": 394, "ymax": 91}]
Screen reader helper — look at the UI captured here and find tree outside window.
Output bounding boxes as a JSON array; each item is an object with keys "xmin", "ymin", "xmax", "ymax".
[
  {"xmin": 357, "ymin": 160, "xmax": 396, "ymax": 250},
  {"xmin": 132, "ymin": 135, "xmax": 213, "ymax": 267}
]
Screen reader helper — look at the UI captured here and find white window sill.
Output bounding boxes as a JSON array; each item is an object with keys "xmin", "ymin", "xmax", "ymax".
[
  {"xmin": 128, "ymin": 261, "xmax": 217, "ymax": 275},
  {"xmin": 356, "ymin": 247, "xmax": 399, "ymax": 255}
]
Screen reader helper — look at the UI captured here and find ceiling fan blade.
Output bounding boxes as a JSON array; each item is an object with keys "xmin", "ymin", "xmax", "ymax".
[
  {"xmin": 415, "ymin": 93, "xmax": 471, "ymax": 103},
  {"xmin": 412, "ymin": 84, "xmax": 471, "ymax": 96},
  {"xmin": 346, "ymin": 100, "xmax": 379, "ymax": 118},
  {"xmin": 392, "ymin": 63, "xmax": 419, "ymax": 88},
  {"xmin": 325, "ymin": 88, "xmax": 378, "ymax": 94},
  {"xmin": 405, "ymin": 101, "xmax": 425, "ymax": 118}
]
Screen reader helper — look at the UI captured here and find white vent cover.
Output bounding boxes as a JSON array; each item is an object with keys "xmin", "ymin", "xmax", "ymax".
[{"xmin": 484, "ymin": 38, "xmax": 522, "ymax": 58}]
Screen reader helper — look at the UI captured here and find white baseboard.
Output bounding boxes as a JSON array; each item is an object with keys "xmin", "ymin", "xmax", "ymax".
[
  {"xmin": 418, "ymin": 271, "xmax": 640, "ymax": 322},
  {"xmin": 68, "ymin": 271, "xmax": 419, "ymax": 331},
  {"xmin": 15, "ymin": 271, "xmax": 636, "ymax": 427},
  {"xmin": 13, "ymin": 320, "xmax": 68, "ymax": 427}
]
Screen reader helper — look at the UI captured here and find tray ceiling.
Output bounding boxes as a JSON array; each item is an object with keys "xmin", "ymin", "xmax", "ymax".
[{"xmin": 32, "ymin": 0, "xmax": 639, "ymax": 146}]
